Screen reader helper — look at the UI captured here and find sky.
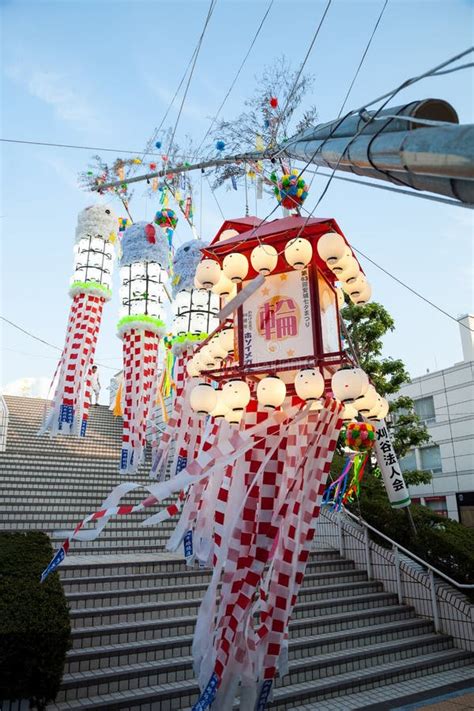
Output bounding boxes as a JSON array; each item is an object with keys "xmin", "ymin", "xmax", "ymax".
[{"xmin": 1, "ymin": 0, "xmax": 473, "ymax": 400}]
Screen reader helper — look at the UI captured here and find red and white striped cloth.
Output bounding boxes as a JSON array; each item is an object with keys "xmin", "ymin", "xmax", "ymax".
[{"xmin": 40, "ymin": 292, "xmax": 105, "ymax": 438}]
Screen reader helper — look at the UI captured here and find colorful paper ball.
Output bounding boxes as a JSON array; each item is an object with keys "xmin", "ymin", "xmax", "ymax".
[
  {"xmin": 154, "ymin": 208, "xmax": 178, "ymax": 231},
  {"xmin": 216, "ymin": 140, "xmax": 226, "ymax": 152},
  {"xmin": 345, "ymin": 422, "xmax": 376, "ymax": 452},
  {"xmin": 269, "ymin": 96, "xmax": 278, "ymax": 109},
  {"xmin": 275, "ymin": 171, "xmax": 309, "ymax": 210},
  {"xmin": 155, "ymin": 141, "xmax": 162, "ymax": 149}
]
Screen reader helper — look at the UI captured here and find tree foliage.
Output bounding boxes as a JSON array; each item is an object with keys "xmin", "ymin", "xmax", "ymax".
[
  {"xmin": 341, "ymin": 300, "xmax": 431, "ymax": 486},
  {"xmin": 210, "ymin": 56, "xmax": 317, "ymax": 189}
]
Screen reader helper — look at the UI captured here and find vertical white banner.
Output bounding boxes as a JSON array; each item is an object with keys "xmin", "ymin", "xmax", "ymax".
[{"xmin": 374, "ymin": 420, "xmax": 411, "ymax": 508}]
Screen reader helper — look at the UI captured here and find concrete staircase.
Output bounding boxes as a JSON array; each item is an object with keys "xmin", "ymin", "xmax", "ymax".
[{"xmin": 1, "ymin": 395, "xmax": 473, "ymax": 711}]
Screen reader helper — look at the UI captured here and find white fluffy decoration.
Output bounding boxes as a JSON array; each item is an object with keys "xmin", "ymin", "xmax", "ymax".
[
  {"xmin": 116, "ymin": 320, "xmax": 167, "ymax": 340},
  {"xmin": 75, "ymin": 204, "xmax": 117, "ymax": 244}
]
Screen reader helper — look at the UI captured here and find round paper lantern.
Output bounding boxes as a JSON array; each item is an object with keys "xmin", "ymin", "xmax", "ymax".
[
  {"xmin": 212, "ymin": 273, "xmax": 234, "ymax": 296},
  {"xmin": 187, "ymin": 355, "xmax": 202, "ymax": 378},
  {"xmin": 195, "ymin": 259, "xmax": 222, "ymax": 289},
  {"xmin": 256, "ymin": 376, "xmax": 286, "ymax": 410},
  {"xmin": 332, "ymin": 368, "xmax": 369, "ymax": 404},
  {"xmin": 284, "ymin": 238, "xmax": 312, "ymax": 270},
  {"xmin": 225, "ymin": 409, "xmax": 243, "ymax": 425},
  {"xmin": 341, "ymin": 404, "xmax": 358, "ymax": 423},
  {"xmin": 317, "ymin": 232, "xmax": 346, "ymax": 265},
  {"xmin": 377, "ymin": 397, "xmax": 389, "ymax": 420},
  {"xmin": 329, "ymin": 250, "xmax": 352, "ymax": 275},
  {"xmin": 366, "ymin": 395, "xmax": 389, "ymax": 422},
  {"xmin": 345, "ymin": 422, "xmax": 376, "ymax": 452},
  {"xmin": 210, "ymin": 391, "xmax": 230, "ymax": 419},
  {"xmin": 250, "ymin": 244, "xmax": 278, "ymax": 275},
  {"xmin": 190, "ymin": 382, "xmax": 218, "ymax": 415},
  {"xmin": 219, "ymin": 229, "xmax": 239, "ymax": 242},
  {"xmin": 294, "ymin": 368, "xmax": 324, "ymax": 402},
  {"xmin": 345, "ymin": 275, "xmax": 368, "ymax": 300},
  {"xmin": 222, "ymin": 253, "xmax": 249, "ymax": 283},
  {"xmin": 353, "ymin": 384, "xmax": 378, "ymax": 414},
  {"xmin": 199, "ymin": 345, "xmax": 218, "ymax": 370},
  {"xmin": 208, "ymin": 334, "xmax": 227, "ymax": 362},
  {"xmin": 335, "ymin": 257, "xmax": 360, "ymax": 284},
  {"xmin": 352, "ymin": 282, "xmax": 372, "ymax": 305},
  {"xmin": 222, "ymin": 379, "xmax": 251, "ymax": 414},
  {"xmin": 336, "ymin": 287, "xmax": 345, "ymax": 310},
  {"xmin": 218, "ymin": 327, "xmax": 234, "ymax": 355}
]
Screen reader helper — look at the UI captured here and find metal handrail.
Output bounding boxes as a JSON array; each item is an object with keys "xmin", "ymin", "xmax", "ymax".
[{"xmin": 340, "ymin": 507, "xmax": 474, "ymax": 590}]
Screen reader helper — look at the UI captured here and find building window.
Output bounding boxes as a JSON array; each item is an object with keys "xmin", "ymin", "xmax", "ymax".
[
  {"xmin": 400, "ymin": 449, "xmax": 417, "ymax": 473},
  {"xmin": 420, "ymin": 445, "xmax": 442, "ymax": 473},
  {"xmin": 414, "ymin": 396, "xmax": 435, "ymax": 423},
  {"xmin": 424, "ymin": 496, "xmax": 448, "ymax": 517}
]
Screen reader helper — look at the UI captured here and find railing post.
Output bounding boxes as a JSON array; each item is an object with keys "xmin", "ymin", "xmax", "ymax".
[
  {"xmin": 393, "ymin": 545, "xmax": 403, "ymax": 604},
  {"xmin": 429, "ymin": 568, "xmax": 440, "ymax": 632},
  {"xmin": 364, "ymin": 526, "xmax": 372, "ymax": 580},
  {"xmin": 338, "ymin": 514, "xmax": 344, "ymax": 557}
]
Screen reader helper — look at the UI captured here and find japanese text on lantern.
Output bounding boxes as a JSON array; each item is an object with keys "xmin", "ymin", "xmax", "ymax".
[{"xmin": 257, "ymin": 296, "xmax": 300, "ymax": 341}]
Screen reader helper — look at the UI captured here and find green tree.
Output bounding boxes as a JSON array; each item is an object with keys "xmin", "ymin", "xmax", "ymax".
[{"xmin": 341, "ymin": 301, "xmax": 431, "ymax": 486}]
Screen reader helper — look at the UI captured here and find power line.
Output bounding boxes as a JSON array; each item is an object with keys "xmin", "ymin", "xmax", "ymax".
[
  {"xmin": 0, "ymin": 137, "xmax": 165, "ymax": 157},
  {"xmin": 0, "ymin": 316, "xmax": 118, "ymax": 369},
  {"xmin": 195, "ymin": 0, "xmax": 274, "ymax": 156}
]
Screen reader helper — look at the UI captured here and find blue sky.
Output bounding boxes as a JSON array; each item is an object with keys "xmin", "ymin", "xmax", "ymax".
[{"xmin": 1, "ymin": 0, "xmax": 473, "ymax": 395}]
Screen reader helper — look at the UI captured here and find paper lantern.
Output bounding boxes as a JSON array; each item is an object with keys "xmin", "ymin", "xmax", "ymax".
[
  {"xmin": 345, "ymin": 422, "xmax": 376, "ymax": 452},
  {"xmin": 256, "ymin": 376, "xmax": 286, "ymax": 410},
  {"xmin": 187, "ymin": 355, "xmax": 202, "ymax": 378},
  {"xmin": 345, "ymin": 275, "xmax": 368, "ymax": 300},
  {"xmin": 199, "ymin": 345, "xmax": 218, "ymax": 370},
  {"xmin": 196, "ymin": 259, "xmax": 222, "ymax": 289},
  {"xmin": 341, "ymin": 404, "xmax": 358, "ymax": 423},
  {"xmin": 336, "ymin": 287, "xmax": 345, "ymax": 310},
  {"xmin": 222, "ymin": 253, "xmax": 249, "ymax": 283},
  {"xmin": 294, "ymin": 368, "xmax": 324, "ymax": 402},
  {"xmin": 329, "ymin": 250, "xmax": 352, "ymax": 276},
  {"xmin": 335, "ymin": 257, "xmax": 360, "ymax": 284},
  {"xmin": 218, "ymin": 327, "xmax": 234, "ymax": 355},
  {"xmin": 210, "ymin": 390, "xmax": 229, "ymax": 419},
  {"xmin": 250, "ymin": 244, "xmax": 278, "ymax": 275},
  {"xmin": 212, "ymin": 273, "xmax": 234, "ymax": 296},
  {"xmin": 366, "ymin": 395, "xmax": 389, "ymax": 422},
  {"xmin": 225, "ymin": 408, "xmax": 243, "ymax": 425},
  {"xmin": 317, "ymin": 232, "xmax": 346, "ymax": 265},
  {"xmin": 353, "ymin": 384, "xmax": 378, "ymax": 414},
  {"xmin": 190, "ymin": 382, "xmax": 218, "ymax": 415},
  {"xmin": 332, "ymin": 368, "xmax": 369, "ymax": 404},
  {"xmin": 377, "ymin": 397, "xmax": 390, "ymax": 420},
  {"xmin": 353, "ymin": 282, "xmax": 372, "ymax": 305},
  {"xmin": 284, "ymin": 237, "xmax": 312, "ymax": 270},
  {"xmin": 222, "ymin": 379, "xmax": 250, "ymax": 414},
  {"xmin": 208, "ymin": 334, "xmax": 228, "ymax": 361}
]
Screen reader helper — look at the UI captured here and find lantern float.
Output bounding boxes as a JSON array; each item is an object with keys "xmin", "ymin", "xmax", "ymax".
[
  {"xmin": 118, "ymin": 222, "xmax": 169, "ymax": 474},
  {"xmin": 41, "ymin": 204, "xmax": 116, "ymax": 436}
]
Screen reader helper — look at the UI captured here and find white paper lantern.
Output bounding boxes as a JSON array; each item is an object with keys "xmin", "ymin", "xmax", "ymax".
[
  {"xmin": 335, "ymin": 257, "xmax": 360, "ymax": 284},
  {"xmin": 329, "ymin": 250, "xmax": 352, "ymax": 275},
  {"xmin": 218, "ymin": 327, "xmax": 234, "ymax": 355},
  {"xmin": 208, "ymin": 334, "xmax": 227, "ymax": 361},
  {"xmin": 194, "ymin": 275, "xmax": 203, "ymax": 289},
  {"xmin": 222, "ymin": 253, "xmax": 249, "ymax": 283},
  {"xmin": 222, "ymin": 379, "xmax": 251, "ymax": 414},
  {"xmin": 225, "ymin": 409, "xmax": 243, "ymax": 425},
  {"xmin": 210, "ymin": 391, "xmax": 230, "ymax": 419},
  {"xmin": 353, "ymin": 384, "xmax": 378, "ymax": 414},
  {"xmin": 190, "ymin": 382, "xmax": 217, "ymax": 415},
  {"xmin": 251, "ymin": 244, "xmax": 278, "ymax": 275},
  {"xmin": 341, "ymin": 404, "xmax": 358, "ymax": 422},
  {"xmin": 199, "ymin": 345, "xmax": 217, "ymax": 370},
  {"xmin": 331, "ymin": 368, "xmax": 369, "ymax": 404},
  {"xmin": 256, "ymin": 376, "xmax": 286, "ymax": 410},
  {"xmin": 377, "ymin": 397, "xmax": 390, "ymax": 420},
  {"xmin": 195, "ymin": 259, "xmax": 222, "ymax": 289},
  {"xmin": 310, "ymin": 400, "xmax": 323, "ymax": 411},
  {"xmin": 284, "ymin": 237, "xmax": 312, "ymax": 270},
  {"xmin": 119, "ymin": 262, "xmax": 167, "ymax": 319},
  {"xmin": 366, "ymin": 395, "xmax": 385, "ymax": 422},
  {"xmin": 345, "ymin": 276, "xmax": 368, "ymax": 300},
  {"xmin": 336, "ymin": 287, "xmax": 345, "ymax": 310},
  {"xmin": 352, "ymin": 282, "xmax": 372, "ymax": 305},
  {"xmin": 187, "ymin": 355, "xmax": 202, "ymax": 378},
  {"xmin": 175, "ymin": 290, "xmax": 192, "ymax": 314},
  {"xmin": 294, "ymin": 368, "xmax": 324, "ymax": 402},
  {"xmin": 219, "ymin": 228, "xmax": 238, "ymax": 242},
  {"xmin": 317, "ymin": 232, "xmax": 346, "ymax": 265},
  {"xmin": 212, "ymin": 273, "xmax": 234, "ymax": 296}
]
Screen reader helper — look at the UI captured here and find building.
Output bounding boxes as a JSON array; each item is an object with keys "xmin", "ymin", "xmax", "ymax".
[{"xmin": 397, "ymin": 315, "xmax": 474, "ymax": 526}]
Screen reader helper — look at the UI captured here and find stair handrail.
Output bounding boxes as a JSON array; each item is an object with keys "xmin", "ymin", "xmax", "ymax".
[
  {"xmin": 340, "ymin": 507, "xmax": 474, "ymax": 590},
  {"xmin": 0, "ymin": 394, "xmax": 9, "ymax": 452}
]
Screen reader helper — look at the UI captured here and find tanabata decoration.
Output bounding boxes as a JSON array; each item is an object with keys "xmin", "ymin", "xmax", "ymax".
[
  {"xmin": 154, "ymin": 208, "xmax": 178, "ymax": 250},
  {"xmin": 269, "ymin": 96, "xmax": 278, "ymax": 108},
  {"xmin": 40, "ymin": 205, "xmax": 116, "ymax": 437},
  {"xmin": 215, "ymin": 140, "xmax": 226, "ymax": 152},
  {"xmin": 118, "ymin": 221, "xmax": 170, "ymax": 474},
  {"xmin": 274, "ymin": 170, "xmax": 309, "ymax": 210},
  {"xmin": 345, "ymin": 421, "xmax": 376, "ymax": 451}
]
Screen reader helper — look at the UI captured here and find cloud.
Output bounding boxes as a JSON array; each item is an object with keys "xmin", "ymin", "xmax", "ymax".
[{"xmin": 5, "ymin": 64, "xmax": 100, "ymax": 131}]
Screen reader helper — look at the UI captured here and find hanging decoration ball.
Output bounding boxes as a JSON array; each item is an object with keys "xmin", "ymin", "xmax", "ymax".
[
  {"xmin": 190, "ymin": 381, "xmax": 218, "ymax": 416},
  {"xmin": 294, "ymin": 368, "xmax": 324, "ymax": 402},
  {"xmin": 155, "ymin": 141, "xmax": 162, "ymax": 149},
  {"xmin": 222, "ymin": 379, "xmax": 251, "ymax": 414},
  {"xmin": 284, "ymin": 237, "xmax": 313, "ymax": 270},
  {"xmin": 276, "ymin": 171, "xmax": 309, "ymax": 209},
  {"xmin": 250, "ymin": 244, "xmax": 278, "ymax": 275},
  {"xmin": 154, "ymin": 208, "xmax": 178, "ymax": 230},
  {"xmin": 269, "ymin": 96, "xmax": 278, "ymax": 109},
  {"xmin": 256, "ymin": 376, "xmax": 286, "ymax": 410},
  {"xmin": 212, "ymin": 272, "xmax": 234, "ymax": 297},
  {"xmin": 211, "ymin": 390, "xmax": 230, "ymax": 419},
  {"xmin": 345, "ymin": 422, "xmax": 376, "ymax": 452},
  {"xmin": 222, "ymin": 252, "xmax": 249, "ymax": 283},
  {"xmin": 218, "ymin": 327, "xmax": 235, "ymax": 355},
  {"xmin": 215, "ymin": 140, "xmax": 226, "ymax": 152},
  {"xmin": 332, "ymin": 367, "xmax": 369, "ymax": 404},
  {"xmin": 195, "ymin": 259, "xmax": 222, "ymax": 289},
  {"xmin": 317, "ymin": 231, "xmax": 347, "ymax": 265},
  {"xmin": 118, "ymin": 217, "xmax": 131, "ymax": 232}
]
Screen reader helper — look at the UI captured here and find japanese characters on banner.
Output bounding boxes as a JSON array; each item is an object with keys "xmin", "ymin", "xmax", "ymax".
[
  {"xmin": 374, "ymin": 420, "xmax": 411, "ymax": 507},
  {"xmin": 241, "ymin": 268, "xmax": 313, "ymax": 366}
]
